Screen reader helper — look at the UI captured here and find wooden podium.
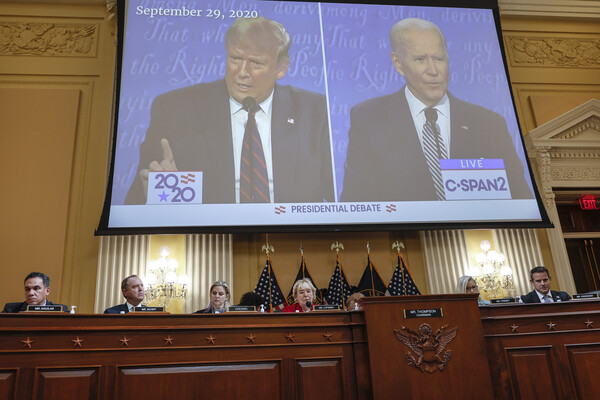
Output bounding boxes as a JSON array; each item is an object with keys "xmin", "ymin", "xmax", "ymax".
[{"xmin": 362, "ymin": 294, "xmax": 493, "ymax": 399}]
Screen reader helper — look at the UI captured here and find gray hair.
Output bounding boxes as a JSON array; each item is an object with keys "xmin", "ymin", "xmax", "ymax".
[
  {"xmin": 390, "ymin": 18, "xmax": 447, "ymax": 56},
  {"xmin": 456, "ymin": 275, "xmax": 476, "ymax": 293},
  {"xmin": 293, "ymin": 278, "xmax": 316, "ymax": 299}
]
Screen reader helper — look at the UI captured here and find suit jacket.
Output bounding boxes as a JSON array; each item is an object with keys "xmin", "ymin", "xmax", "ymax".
[
  {"xmin": 2, "ymin": 301, "xmax": 68, "ymax": 313},
  {"xmin": 341, "ymin": 88, "xmax": 533, "ymax": 202},
  {"xmin": 103, "ymin": 303, "xmax": 129, "ymax": 314},
  {"xmin": 126, "ymin": 80, "xmax": 334, "ymax": 204},
  {"xmin": 520, "ymin": 289, "xmax": 571, "ymax": 303}
]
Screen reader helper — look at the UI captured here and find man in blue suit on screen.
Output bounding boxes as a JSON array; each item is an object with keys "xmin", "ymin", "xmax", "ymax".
[
  {"xmin": 126, "ymin": 16, "xmax": 334, "ymax": 205},
  {"xmin": 341, "ymin": 18, "xmax": 533, "ymax": 202}
]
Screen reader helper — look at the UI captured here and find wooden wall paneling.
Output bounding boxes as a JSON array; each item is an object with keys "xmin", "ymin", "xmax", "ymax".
[
  {"xmin": 0, "ymin": 370, "xmax": 17, "ymax": 400},
  {"xmin": 566, "ymin": 343, "xmax": 600, "ymax": 400},
  {"xmin": 116, "ymin": 361, "xmax": 282, "ymax": 399},
  {"xmin": 33, "ymin": 367, "xmax": 100, "ymax": 400},
  {"xmin": 295, "ymin": 357, "xmax": 344, "ymax": 400},
  {"xmin": 505, "ymin": 346, "xmax": 559, "ymax": 400}
]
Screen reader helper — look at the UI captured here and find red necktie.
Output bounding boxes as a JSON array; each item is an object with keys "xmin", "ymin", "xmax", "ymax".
[{"xmin": 240, "ymin": 97, "xmax": 270, "ymax": 203}]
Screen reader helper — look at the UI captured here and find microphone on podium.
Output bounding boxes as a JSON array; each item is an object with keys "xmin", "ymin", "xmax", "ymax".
[{"xmin": 306, "ymin": 301, "xmax": 312, "ymax": 310}]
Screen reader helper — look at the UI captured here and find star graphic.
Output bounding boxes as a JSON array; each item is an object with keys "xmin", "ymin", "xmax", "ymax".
[
  {"xmin": 285, "ymin": 332, "xmax": 295, "ymax": 343},
  {"xmin": 322, "ymin": 330, "xmax": 333, "ymax": 342},
  {"xmin": 72, "ymin": 336, "xmax": 84, "ymax": 348},
  {"xmin": 163, "ymin": 335, "xmax": 174, "ymax": 345},
  {"xmin": 585, "ymin": 319, "xmax": 594, "ymax": 328},
  {"xmin": 206, "ymin": 334, "xmax": 216, "ymax": 345},
  {"xmin": 119, "ymin": 336, "xmax": 130, "ymax": 347},
  {"xmin": 547, "ymin": 321, "xmax": 556, "ymax": 331},
  {"xmin": 158, "ymin": 191, "xmax": 169, "ymax": 202},
  {"xmin": 246, "ymin": 333, "xmax": 256, "ymax": 344},
  {"xmin": 21, "ymin": 337, "xmax": 34, "ymax": 349},
  {"xmin": 510, "ymin": 323, "xmax": 519, "ymax": 333}
]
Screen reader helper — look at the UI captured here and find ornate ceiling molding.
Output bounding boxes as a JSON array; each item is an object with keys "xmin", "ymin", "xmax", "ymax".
[
  {"xmin": 505, "ymin": 36, "xmax": 600, "ymax": 68},
  {"xmin": 0, "ymin": 21, "xmax": 98, "ymax": 56},
  {"xmin": 499, "ymin": 0, "xmax": 600, "ymax": 20}
]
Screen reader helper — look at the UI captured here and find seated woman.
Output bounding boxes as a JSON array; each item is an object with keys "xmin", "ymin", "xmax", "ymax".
[
  {"xmin": 194, "ymin": 281, "xmax": 231, "ymax": 313},
  {"xmin": 281, "ymin": 278, "xmax": 315, "ymax": 313},
  {"xmin": 456, "ymin": 275, "xmax": 490, "ymax": 306}
]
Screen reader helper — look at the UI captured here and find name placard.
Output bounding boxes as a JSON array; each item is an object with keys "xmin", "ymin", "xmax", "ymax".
[
  {"xmin": 573, "ymin": 293, "xmax": 599, "ymax": 300},
  {"xmin": 228, "ymin": 305, "xmax": 256, "ymax": 312},
  {"xmin": 491, "ymin": 298, "xmax": 516, "ymax": 304},
  {"xmin": 147, "ymin": 171, "xmax": 203, "ymax": 204},
  {"xmin": 314, "ymin": 304, "xmax": 341, "ymax": 311},
  {"xmin": 403, "ymin": 308, "xmax": 443, "ymax": 319},
  {"xmin": 133, "ymin": 306, "xmax": 164, "ymax": 312},
  {"xmin": 440, "ymin": 159, "xmax": 512, "ymax": 200},
  {"xmin": 26, "ymin": 305, "xmax": 64, "ymax": 312}
]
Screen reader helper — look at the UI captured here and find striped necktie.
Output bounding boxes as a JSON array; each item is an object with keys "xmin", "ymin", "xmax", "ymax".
[
  {"xmin": 240, "ymin": 97, "xmax": 270, "ymax": 203},
  {"xmin": 422, "ymin": 107, "xmax": 448, "ymax": 200}
]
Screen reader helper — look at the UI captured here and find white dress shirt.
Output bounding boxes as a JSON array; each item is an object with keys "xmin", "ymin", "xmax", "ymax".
[
  {"xmin": 405, "ymin": 86, "xmax": 451, "ymax": 156},
  {"xmin": 230, "ymin": 92, "xmax": 275, "ymax": 203}
]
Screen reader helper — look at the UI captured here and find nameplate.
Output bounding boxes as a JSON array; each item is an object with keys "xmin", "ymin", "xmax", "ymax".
[
  {"xmin": 133, "ymin": 306, "xmax": 164, "ymax": 312},
  {"xmin": 228, "ymin": 305, "xmax": 256, "ymax": 312},
  {"xmin": 573, "ymin": 293, "xmax": 599, "ymax": 300},
  {"xmin": 26, "ymin": 305, "xmax": 64, "ymax": 312},
  {"xmin": 147, "ymin": 171, "xmax": 203, "ymax": 204},
  {"xmin": 314, "ymin": 304, "xmax": 341, "ymax": 311},
  {"xmin": 403, "ymin": 308, "xmax": 443, "ymax": 318},
  {"xmin": 491, "ymin": 298, "xmax": 516, "ymax": 304},
  {"xmin": 440, "ymin": 159, "xmax": 512, "ymax": 200}
]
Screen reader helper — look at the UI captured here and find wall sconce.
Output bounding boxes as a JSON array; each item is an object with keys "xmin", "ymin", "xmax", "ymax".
[{"xmin": 469, "ymin": 240, "xmax": 515, "ymax": 299}]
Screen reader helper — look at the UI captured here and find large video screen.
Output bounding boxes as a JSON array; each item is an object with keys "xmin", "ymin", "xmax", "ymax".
[{"xmin": 97, "ymin": 0, "xmax": 550, "ymax": 234}]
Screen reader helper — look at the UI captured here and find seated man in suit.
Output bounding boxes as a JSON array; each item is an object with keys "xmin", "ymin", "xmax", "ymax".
[
  {"xmin": 2, "ymin": 272, "xmax": 68, "ymax": 313},
  {"xmin": 342, "ymin": 18, "xmax": 533, "ymax": 202},
  {"xmin": 519, "ymin": 266, "xmax": 571, "ymax": 303},
  {"xmin": 126, "ymin": 16, "xmax": 334, "ymax": 205},
  {"xmin": 104, "ymin": 275, "xmax": 145, "ymax": 314}
]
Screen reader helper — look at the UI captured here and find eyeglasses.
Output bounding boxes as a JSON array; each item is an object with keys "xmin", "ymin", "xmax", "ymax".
[{"xmin": 466, "ymin": 284, "xmax": 478, "ymax": 292}]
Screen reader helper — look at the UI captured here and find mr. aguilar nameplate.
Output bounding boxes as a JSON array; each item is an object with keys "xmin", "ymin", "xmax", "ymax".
[
  {"xmin": 26, "ymin": 305, "xmax": 64, "ymax": 312},
  {"xmin": 133, "ymin": 306, "xmax": 164, "ymax": 312},
  {"xmin": 147, "ymin": 171, "xmax": 203, "ymax": 204},
  {"xmin": 403, "ymin": 308, "xmax": 443, "ymax": 318},
  {"xmin": 440, "ymin": 159, "xmax": 512, "ymax": 200}
]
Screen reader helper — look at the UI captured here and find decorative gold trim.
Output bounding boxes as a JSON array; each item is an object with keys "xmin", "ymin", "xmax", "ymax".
[
  {"xmin": 0, "ymin": 21, "xmax": 98, "ymax": 56},
  {"xmin": 505, "ymin": 36, "xmax": 600, "ymax": 68}
]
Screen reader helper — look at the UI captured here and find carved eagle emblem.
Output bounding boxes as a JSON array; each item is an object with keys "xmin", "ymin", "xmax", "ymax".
[{"xmin": 393, "ymin": 323, "xmax": 458, "ymax": 373}]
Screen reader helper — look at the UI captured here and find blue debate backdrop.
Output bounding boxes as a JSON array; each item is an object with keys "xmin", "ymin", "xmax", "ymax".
[{"xmin": 113, "ymin": 0, "xmax": 527, "ymax": 204}]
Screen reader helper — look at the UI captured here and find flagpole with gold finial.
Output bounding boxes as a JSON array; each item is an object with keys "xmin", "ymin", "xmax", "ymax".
[
  {"xmin": 367, "ymin": 242, "xmax": 375, "ymax": 296},
  {"xmin": 300, "ymin": 244, "xmax": 305, "ymax": 279},
  {"xmin": 392, "ymin": 241, "xmax": 406, "ymax": 294},
  {"xmin": 330, "ymin": 242, "xmax": 346, "ymax": 309},
  {"xmin": 262, "ymin": 237, "xmax": 275, "ymax": 311}
]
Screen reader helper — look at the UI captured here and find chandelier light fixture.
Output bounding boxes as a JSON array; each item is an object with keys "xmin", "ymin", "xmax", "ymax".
[
  {"xmin": 469, "ymin": 240, "xmax": 515, "ymax": 299},
  {"xmin": 142, "ymin": 246, "xmax": 190, "ymax": 307}
]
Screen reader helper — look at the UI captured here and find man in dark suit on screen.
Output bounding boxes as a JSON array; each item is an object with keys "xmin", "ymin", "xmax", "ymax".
[
  {"xmin": 2, "ymin": 272, "xmax": 68, "ymax": 313},
  {"xmin": 104, "ymin": 275, "xmax": 146, "ymax": 314},
  {"xmin": 519, "ymin": 266, "xmax": 570, "ymax": 303},
  {"xmin": 126, "ymin": 16, "xmax": 334, "ymax": 205},
  {"xmin": 341, "ymin": 18, "xmax": 533, "ymax": 202}
]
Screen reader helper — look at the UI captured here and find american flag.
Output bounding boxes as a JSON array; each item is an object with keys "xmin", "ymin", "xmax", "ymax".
[
  {"xmin": 386, "ymin": 255, "xmax": 421, "ymax": 296},
  {"xmin": 325, "ymin": 255, "xmax": 352, "ymax": 309},
  {"xmin": 254, "ymin": 257, "xmax": 286, "ymax": 311},
  {"xmin": 286, "ymin": 256, "xmax": 322, "ymax": 305},
  {"xmin": 357, "ymin": 255, "xmax": 387, "ymax": 297}
]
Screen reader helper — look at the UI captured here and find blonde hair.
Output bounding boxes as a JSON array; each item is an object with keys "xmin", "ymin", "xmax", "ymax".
[
  {"xmin": 456, "ymin": 275, "xmax": 476, "ymax": 293},
  {"xmin": 292, "ymin": 278, "xmax": 316, "ymax": 300}
]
